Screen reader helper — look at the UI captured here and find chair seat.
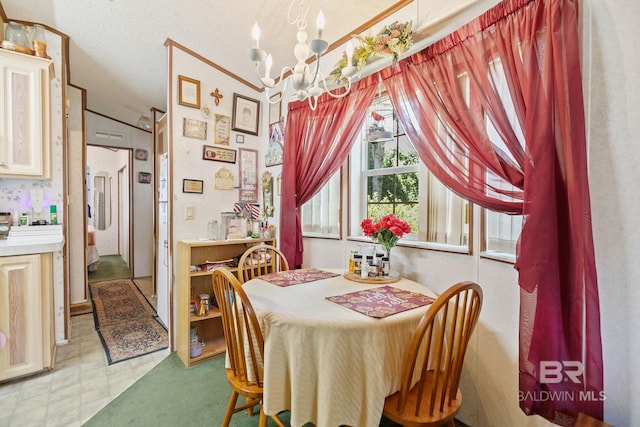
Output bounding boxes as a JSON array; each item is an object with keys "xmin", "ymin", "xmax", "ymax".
[
  {"xmin": 384, "ymin": 370, "xmax": 461, "ymax": 426},
  {"xmin": 225, "ymin": 368, "xmax": 264, "ymax": 399}
]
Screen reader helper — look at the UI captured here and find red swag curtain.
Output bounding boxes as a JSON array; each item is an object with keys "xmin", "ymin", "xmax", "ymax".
[
  {"xmin": 381, "ymin": 0, "xmax": 602, "ymax": 424},
  {"xmin": 280, "ymin": 78, "xmax": 378, "ymax": 267}
]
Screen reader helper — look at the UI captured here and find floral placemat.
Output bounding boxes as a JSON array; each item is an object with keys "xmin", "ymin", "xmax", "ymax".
[
  {"xmin": 326, "ymin": 285, "xmax": 435, "ymax": 318},
  {"xmin": 259, "ymin": 268, "xmax": 340, "ymax": 287}
]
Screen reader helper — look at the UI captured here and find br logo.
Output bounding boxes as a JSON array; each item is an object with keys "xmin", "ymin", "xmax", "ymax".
[{"xmin": 540, "ymin": 361, "xmax": 583, "ymax": 384}]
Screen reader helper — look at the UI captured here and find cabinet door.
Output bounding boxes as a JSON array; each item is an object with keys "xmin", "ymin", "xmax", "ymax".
[
  {"xmin": 0, "ymin": 254, "xmax": 43, "ymax": 381},
  {"xmin": 0, "ymin": 50, "xmax": 51, "ymax": 178}
]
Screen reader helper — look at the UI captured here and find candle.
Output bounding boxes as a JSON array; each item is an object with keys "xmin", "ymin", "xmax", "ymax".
[
  {"xmin": 252, "ymin": 22, "xmax": 260, "ymax": 49},
  {"xmin": 316, "ymin": 11, "xmax": 324, "ymax": 39}
]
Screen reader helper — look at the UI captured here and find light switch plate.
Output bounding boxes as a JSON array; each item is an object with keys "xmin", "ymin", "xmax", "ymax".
[{"xmin": 185, "ymin": 205, "xmax": 194, "ymax": 220}]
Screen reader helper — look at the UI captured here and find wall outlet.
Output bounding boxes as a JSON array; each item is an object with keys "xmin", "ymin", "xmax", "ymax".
[{"xmin": 185, "ymin": 205, "xmax": 194, "ymax": 220}]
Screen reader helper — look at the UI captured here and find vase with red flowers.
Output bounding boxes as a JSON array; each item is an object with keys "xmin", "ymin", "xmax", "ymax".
[{"xmin": 360, "ymin": 214, "xmax": 411, "ymax": 259}]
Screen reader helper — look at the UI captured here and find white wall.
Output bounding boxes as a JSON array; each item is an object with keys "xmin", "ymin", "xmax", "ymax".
[{"xmin": 299, "ymin": 0, "xmax": 640, "ymax": 426}]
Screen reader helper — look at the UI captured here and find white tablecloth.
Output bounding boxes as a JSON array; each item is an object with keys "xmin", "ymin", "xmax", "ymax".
[{"xmin": 243, "ymin": 269, "xmax": 437, "ymax": 427}]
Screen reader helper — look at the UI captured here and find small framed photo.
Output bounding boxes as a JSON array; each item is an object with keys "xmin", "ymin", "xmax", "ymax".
[
  {"xmin": 183, "ymin": 118, "xmax": 207, "ymax": 140},
  {"xmin": 203, "ymin": 145, "xmax": 237, "ymax": 163},
  {"xmin": 239, "ymin": 148, "xmax": 258, "ymax": 203},
  {"xmin": 232, "ymin": 93, "xmax": 260, "ymax": 136},
  {"xmin": 178, "ymin": 75, "xmax": 201, "ymax": 108},
  {"xmin": 138, "ymin": 172, "xmax": 152, "ymax": 184},
  {"xmin": 135, "ymin": 148, "xmax": 148, "ymax": 161},
  {"xmin": 269, "ymin": 92, "xmax": 282, "ymax": 125},
  {"xmin": 182, "ymin": 179, "xmax": 203, "ymax": 194},
  {"xmin": 214, "ymin": 114, "xmax": 231, "ymax": 145},
  {"xmin": 236, "ymin": 134, "xmax": 244, "ymax": 144}
]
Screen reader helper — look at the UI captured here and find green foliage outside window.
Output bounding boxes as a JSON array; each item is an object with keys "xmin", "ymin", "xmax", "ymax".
[{"xmin": 366, "ymin": 143, "xmax": 419, "ymax": 234}]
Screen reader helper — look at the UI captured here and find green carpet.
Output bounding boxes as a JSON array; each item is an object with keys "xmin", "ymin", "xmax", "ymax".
[
  {"xmin": 83, "ymin": 352, "xmax": 405, "ymax": 427},
  {"xmin": 88, "ymin": 255, "xmax": 132, "ymax": 284},
  {"xmin": 83, "ymin": 353, "xmax": 284, "ymax": 427}
]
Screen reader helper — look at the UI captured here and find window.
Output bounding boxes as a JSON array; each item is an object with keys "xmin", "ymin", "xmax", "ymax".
[
  {"xmin": 481, "ymin": 59, "xmax": 524, "ymax": 259},
  {"xmin": 300, "ymin": 170, "xmax": 341, "ymax": 238},
  {"xmin": 349, "ymin": 93, "xmax": 469, "ymax": 251}
]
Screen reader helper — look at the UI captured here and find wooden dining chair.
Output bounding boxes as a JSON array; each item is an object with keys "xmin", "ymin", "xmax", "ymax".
[
  {"xmin": 238, "ymin": 244, "xmax": 289, "ymax": 283},
  {"xmin": 212, "ymin": 268, "xmax": 286, "ymax": 427},
  {"xmin": 383, "ymin": 281, "xmax": 483, "ymax": 427}
]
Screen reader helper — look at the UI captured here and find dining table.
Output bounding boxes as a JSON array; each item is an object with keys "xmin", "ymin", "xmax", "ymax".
[{"xmin": 242, "ymin": 267, "xmax": 438, "ymax": 427}]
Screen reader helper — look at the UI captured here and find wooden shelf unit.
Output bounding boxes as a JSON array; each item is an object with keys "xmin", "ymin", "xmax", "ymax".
[{"xmin": 177, "ymin": 237, "xmax": 275, "ymax": 367}]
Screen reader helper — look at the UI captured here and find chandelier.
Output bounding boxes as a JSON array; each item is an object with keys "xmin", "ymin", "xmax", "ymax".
[{"xmin": 248, "ymin": 0, "xmax": 357, "ymax": 110}]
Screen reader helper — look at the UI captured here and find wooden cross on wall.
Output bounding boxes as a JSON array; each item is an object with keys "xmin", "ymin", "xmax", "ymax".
[{"xmin": 210, "ymin": 88, "xmax": 224, "ymax": 106}]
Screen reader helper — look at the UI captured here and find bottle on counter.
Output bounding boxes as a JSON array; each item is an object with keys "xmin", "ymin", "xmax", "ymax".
[
  {"xmin": 50, "ymin": 205, "xmax": 57, "ymax": 225},
  {"xmin": 348, "ymin": 250, "xmax": 358, "ymax": 274},
  {"xmin": 381, "ymin": 257, "xmax": 390, "ymax": 276},
  {"xmin": 19, "ymin": 212, "xmax": 29, "ymax": 226},
  {"xmin": 353, "ymin": 254, "xmax": 363, "ymax": 276}
]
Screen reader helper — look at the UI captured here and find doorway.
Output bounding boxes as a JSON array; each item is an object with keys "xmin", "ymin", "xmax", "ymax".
[{"xmin": 86, "ymin": 145, "xmax": 133, "ymax": 286}]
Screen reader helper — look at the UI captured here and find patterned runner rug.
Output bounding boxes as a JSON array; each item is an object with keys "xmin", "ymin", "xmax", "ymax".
[{"xmin": 89, "ymin": 279, "xmax": 168, "ymax": 365}]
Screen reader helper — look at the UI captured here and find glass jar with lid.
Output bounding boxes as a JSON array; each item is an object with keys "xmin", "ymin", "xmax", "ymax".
[{"xmin": 3, "ymin": 22, "xmax": 31, "ymax": 54}]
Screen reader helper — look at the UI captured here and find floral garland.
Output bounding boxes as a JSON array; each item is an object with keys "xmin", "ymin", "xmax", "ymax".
[{"xmin": 330, "ymin": 21, "xmax": 413, "ymax": 85}]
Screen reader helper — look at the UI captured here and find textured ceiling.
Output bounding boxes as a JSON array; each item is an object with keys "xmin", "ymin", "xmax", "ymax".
[{"xmin": 1, "ymin": 0, "xmax": 407, "ymax": 127}]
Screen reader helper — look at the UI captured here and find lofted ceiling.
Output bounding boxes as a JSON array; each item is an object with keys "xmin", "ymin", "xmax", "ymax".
[{"xmin": 1, "ymin": 0, "xmax": 414, "ymax": 128}]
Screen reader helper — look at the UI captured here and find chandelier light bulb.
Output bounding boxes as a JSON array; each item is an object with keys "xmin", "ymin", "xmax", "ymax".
[
  {"xmin": 316, "ymin": 10, "xmax": 324, "ymax": 39},
  {"xmin": 346, "ymin": 41, "xmax": 353, "ymax": 65},
  {"xmin": 252, "ymin": 22, "xmax": 260, "ymax": 49}
]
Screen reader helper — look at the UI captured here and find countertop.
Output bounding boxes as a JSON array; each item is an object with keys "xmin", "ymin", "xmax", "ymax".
[{"xmin": 0, "ymin": 235, "xmax": 65, "ymax": 256}]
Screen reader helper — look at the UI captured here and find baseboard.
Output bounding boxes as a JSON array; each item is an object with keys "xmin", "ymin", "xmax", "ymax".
[{"xmin": 70, "ymin": 301, "xmax": 93, "ymax": 316}]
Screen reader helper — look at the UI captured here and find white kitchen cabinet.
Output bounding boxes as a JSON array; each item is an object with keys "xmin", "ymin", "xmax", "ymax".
[
  {"xmin": 0, "ymin": 49, "xmax": 52, "ymax": 178},
  {"xmin": 0, "ymin": 253, "xmax": 54, "ymax": 381}
]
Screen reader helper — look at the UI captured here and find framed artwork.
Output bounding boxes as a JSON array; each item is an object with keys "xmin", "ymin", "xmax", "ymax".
[
  {"xmin": 269, "ymin": 92, "xmax": 282, "ymax": 124},
  {"xmin": 238, "ymin": 148, "xmax": 258, "ymax": 203},
  {"xmin": 183, "ymin": 118, "xmax": 207, "ymax": 140},
  {"xmin": 215, "ymin": 167, "xmax": 234, "ymax": 190},
  {"xmin": 265, "ymin": 140, "xmax": 283, "ymax": 167},
  {"xmin": 235, "ymin": 134, "xmax": 244, "ymax": 144},
  {"xmin": 134, "ymin": 148, "xmax": 148, "ymax": 161},
  {"xmin": 232, "ymin": 93, "xmax": 260, "ymax": 136},
  {"xmin": 138, "ymin": 172, "xmax": 152, "ymax": 184},
  {"xmin": 178, "ymin": 75, "xmax": 201, "ymax": 108},
  {"xmin": 262, "ymin": 171, "xmax": 274, "ymax": 217},
  {"xmin": 203, "ymin": 145, "xmax": 236, "ymax": 163},
  {"xmin": 182, "ymin": 179, "xmax": 203, "ymax": 194},
  {"xmin": 214, "ymin": 114, "xmax": 231, "ymax": 145}
]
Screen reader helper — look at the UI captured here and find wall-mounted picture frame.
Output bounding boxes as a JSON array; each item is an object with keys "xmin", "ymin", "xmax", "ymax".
[
  {"xmin": 214, "ymin": 114, "xmax": 231, "ymax": 145},
  {"xmin": 203, "ymin": 145, "xmax": 237, "ymax": 163},
  {"xmin": 135, "ymin": 148, "xmax": 148, "ymax": 161},
  {"xmin": 265, "ymin": 140, "xmax": 284, "ymax": 167},
  {"xmin": 138, "ymin": 172, "xmax": 152, "ymax": 184},
  {"xmin": 182, "ymin": 179, "xmax": 203, "ymax": 194},
  {"xmin": 178, "ymin": 75, "xmax": 201, "ymax": 108},
  {"xmin": 232, "ymin": 93, "xmax": 260, "ymax": 136},
  {"xmin": 235, "ymin": 134, "xmax": 244, "ymax": 144},
  {"xmin": 239, "ymin": 148, "xmax": 258, "ymax": 203},
  {"xmin": 183, "ymin": 118, "xmax": 207, "ymax": 140},
  {"xmin": 269, "ymin": 92, "xmax": 282, "ymax": 125}
]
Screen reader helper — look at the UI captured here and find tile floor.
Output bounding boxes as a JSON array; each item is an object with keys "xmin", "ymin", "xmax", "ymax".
[{"xmin": 0, "ymin": 280, "xmax": 169, "ymax": 427}]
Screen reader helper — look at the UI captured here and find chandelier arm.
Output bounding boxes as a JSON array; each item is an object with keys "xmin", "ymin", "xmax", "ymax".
[
  {"xmin": 255, "ymin": 62, "xmax": 295, "ymax": 89},
  {"xmin": 318, "ymin": 73, "xmax": 353, "ymax": 99}
]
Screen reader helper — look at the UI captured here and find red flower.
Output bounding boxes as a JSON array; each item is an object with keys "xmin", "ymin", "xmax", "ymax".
[{"xmin": 360, "ymin": 214, "xmax": 411, "ymax": 252}]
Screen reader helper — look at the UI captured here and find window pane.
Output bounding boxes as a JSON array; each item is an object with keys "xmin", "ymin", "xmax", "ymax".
[
  {"xmin": 301, "ymin": 170, "xmax": 341, "ymax": 237},
  {"xmin": 350, "ymin": 92, "xmax": 469, "ymax": 251},
  {"xmin": 482, "ymin": 58, "xmax": 524, "ymax": 257}
]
